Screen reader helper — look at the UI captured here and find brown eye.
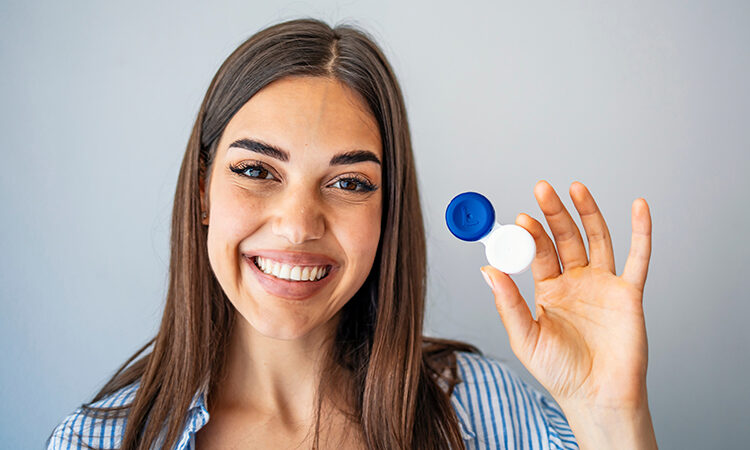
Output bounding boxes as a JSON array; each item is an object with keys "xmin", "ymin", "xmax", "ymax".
[
  {"xmin": 337, "ymin": 180, "xmax": 357, "ymax": 190},
  {"xmin": 330, "ymin": 177, "xmax": 377, "ymax": 192},
  {"xmin": 229, "ymin": 163, "xmax": 275, "ymax": 180}
]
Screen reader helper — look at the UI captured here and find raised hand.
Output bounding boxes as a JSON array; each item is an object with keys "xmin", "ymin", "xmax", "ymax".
[{"xmin": 481, "ymin": 180, "xmax": 657, "ymax": 448}]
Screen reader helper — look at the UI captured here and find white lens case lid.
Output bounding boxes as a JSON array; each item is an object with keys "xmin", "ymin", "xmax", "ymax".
[{"xmin": 479, "ymin": 223, "xmax": 536, "ymax": 275}]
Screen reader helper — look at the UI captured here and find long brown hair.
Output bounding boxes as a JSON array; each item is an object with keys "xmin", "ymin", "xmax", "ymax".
[{"xmin": 61, "ymin": 18, "xmax": 480, "ymax": 449}]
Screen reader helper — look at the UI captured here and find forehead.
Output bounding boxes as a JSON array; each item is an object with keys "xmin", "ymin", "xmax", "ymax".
[{"xmin": 219, "ymin": 76, "xmax": 382, "ymax": 158}]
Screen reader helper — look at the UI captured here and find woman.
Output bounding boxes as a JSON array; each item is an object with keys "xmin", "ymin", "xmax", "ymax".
[{"xmin": 48, "ymin": 18, "xmax": 657, "ymax": 449}]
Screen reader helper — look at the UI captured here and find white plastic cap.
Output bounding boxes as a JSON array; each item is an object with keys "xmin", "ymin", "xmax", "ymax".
[{"xmin": 480, "ymin": 224, "xmax": 536, "ymax": 274}]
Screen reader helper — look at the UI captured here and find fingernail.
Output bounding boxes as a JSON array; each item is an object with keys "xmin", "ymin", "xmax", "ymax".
[{"xmin": 481, "ymin": 268, "xmax": 494, "ymax": 291}]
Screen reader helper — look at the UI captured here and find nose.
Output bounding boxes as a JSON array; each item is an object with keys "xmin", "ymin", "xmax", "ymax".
[{"xmin": 270, "ymin": 188, "xmax": 326, "ymax": 245}]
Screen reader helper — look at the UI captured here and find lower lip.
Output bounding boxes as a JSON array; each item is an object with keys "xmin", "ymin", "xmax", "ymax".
[{"xmin": 244, "ymin": 256, "xmax": 336, "ymax": 301}]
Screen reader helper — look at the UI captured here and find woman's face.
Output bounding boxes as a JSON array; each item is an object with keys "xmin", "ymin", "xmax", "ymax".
[{"xmin": 201, "ymin": 76, "xmax": 383, "ymax": 340}]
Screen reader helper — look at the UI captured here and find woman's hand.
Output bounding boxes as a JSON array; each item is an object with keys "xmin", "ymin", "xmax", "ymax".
[{"xmin": 481, "ymin": 180, "xmax": 657, "ymax": 449}]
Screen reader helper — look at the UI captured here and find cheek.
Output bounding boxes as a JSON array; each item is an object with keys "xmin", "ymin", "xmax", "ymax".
[
  {"xmin": 337, "ymin": 199, "xmax": 382, "ymax": 274},
  {"xmin": 206, "ymin": 183, "xmax": 265, "ymax": 276},
  {"xmin": 210, "ymin": 181, "xmax": 265, "ymax": 236}
]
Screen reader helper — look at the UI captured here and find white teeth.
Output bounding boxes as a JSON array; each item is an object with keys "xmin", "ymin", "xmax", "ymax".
[
  {"xmin": 254, "ymin": 256, "xmax": 329, "ymax": 282},
  {"xmin": 279, "ymin": 264, "xmax": 291, "ymax": 279}
]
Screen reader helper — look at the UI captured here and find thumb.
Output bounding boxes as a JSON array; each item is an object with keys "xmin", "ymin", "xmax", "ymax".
[{"xmin": 481, "ymin": 265, "xmax": 538, "ymax": 356}]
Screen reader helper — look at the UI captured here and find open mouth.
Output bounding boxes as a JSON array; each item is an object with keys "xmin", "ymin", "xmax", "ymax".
[{"xmin": 251, "ymin": 256, "xmax": 332, "ymax": 282}]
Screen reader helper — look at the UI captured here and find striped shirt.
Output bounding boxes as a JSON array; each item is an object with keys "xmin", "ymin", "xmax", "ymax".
[{"xmin": 47, "ymin": 351, "xmax": 578, "ymax": 449}]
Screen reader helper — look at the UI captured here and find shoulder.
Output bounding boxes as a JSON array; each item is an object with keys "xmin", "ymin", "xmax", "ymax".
[
  {"xmin": 46, "ymin": 381, "xmax": 140, "ymax": 450},
  {"xmin": 450, "ymin": 351, "xmax": 579, "ymax": 449}
]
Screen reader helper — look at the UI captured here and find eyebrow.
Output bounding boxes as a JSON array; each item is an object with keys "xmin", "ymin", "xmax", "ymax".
[{"xmin": 228, "ymin": 138, "xmax": 381, "ymax": 166}]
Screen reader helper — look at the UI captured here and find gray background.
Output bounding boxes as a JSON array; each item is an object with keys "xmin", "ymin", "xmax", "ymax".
[{"xmin": 2, "ymin": 0, "xmax": 748, "ymax": 448}]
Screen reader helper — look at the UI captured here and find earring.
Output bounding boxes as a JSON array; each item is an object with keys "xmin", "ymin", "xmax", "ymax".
[{"xmin": 201, "ymin": 211, "xmax": 207, "ymax": 219}]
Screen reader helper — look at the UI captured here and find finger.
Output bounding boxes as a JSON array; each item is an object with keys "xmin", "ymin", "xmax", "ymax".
[
  {"xmin": 569, "ymin": 181, "xmax": 616, "ymax": 274},
  {"xmin": 516, "ymin": 212, "xmax": 562, "ymax": 282},
  {"xmin": 534, "ymin": 180, "xmax": 589, "ymax": 270},
  {"xmin": 481, "ymin": 266, "xmax": 540, "ymax": 357},
  {"xmin": 622, "ymin": 198, "xmax": 652, "ymax": 292}
]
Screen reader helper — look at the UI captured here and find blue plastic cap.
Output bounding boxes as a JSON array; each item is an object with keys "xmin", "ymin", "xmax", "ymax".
[{"xmin": 445, "ymin": 192, "xmax": 495, "ymax": 241}]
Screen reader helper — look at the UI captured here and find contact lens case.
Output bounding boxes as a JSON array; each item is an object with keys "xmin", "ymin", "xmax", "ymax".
[{"xmin": 445, "ymin": 192, "xmax": 536, "ymax": 274}]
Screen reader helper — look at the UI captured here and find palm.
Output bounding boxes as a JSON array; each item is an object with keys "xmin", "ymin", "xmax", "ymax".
[
  {"xmin": 528, "ymin": 265, "xmax": 648, "ymax": 408},
  {"xmin": 483, "ymin": 180, "xmax": 652, "ymax": 410}
]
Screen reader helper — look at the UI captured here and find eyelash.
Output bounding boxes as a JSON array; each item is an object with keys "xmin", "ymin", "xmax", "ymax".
[{"xmin": 228, "ymin": 161, "xmax": 378, "ymax": 193}]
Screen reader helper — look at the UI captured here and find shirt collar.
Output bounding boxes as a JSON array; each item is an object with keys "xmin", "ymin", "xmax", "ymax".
[
  {"xmin": 450, "ymin": 393, "xmax": 477, "ymax": 440},
  {"xmin": 174, "ymin": 382, "xmax": 211, "ymax": 450},
  {"xmin": 438, "ymin": 368, "xmax": 476, "ymax": 441}
]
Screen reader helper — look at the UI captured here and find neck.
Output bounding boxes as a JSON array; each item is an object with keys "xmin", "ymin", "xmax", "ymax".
[{"xmin": 212, "ymin": 311, "xmax": 342, "ymax": 424}]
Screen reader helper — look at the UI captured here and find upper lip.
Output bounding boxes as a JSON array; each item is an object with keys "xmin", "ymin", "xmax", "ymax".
[{"xmin": 243, "ymin": 249, "xmax": 338, "ymax": 267}]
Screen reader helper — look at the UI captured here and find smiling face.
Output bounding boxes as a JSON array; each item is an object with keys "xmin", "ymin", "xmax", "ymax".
[{"xmin": 200, "ymin": 76, "xmax": 383, "ymax": 340}]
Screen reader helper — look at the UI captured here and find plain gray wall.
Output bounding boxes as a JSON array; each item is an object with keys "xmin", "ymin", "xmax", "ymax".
[{"xmin": 2, "ymin": 0, "xmax": 748, "ymax": 448}]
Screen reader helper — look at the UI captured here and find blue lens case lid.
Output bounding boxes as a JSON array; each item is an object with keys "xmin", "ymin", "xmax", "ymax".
[{"xmin": 445, "ymin": 192, "xmax": 495, "ymax": 242}]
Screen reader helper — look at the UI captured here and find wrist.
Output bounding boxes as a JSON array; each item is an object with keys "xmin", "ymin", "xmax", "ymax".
[{"xmin": 558, "ymin": 396, "xmax": 658, "ymax": 450}]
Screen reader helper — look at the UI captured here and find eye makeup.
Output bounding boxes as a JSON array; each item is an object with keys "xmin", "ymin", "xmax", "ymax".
[
  {"xmin": 229, "ymin": 161, "xmax": 276, "ymax": 180},
  {"xmin": 228, "ymin": 160, "xmax": 378, "ymax": 194}
]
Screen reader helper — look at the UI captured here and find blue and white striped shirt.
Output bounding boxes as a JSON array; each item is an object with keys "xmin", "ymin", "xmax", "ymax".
[{"xmin": 48, "ymin": 351, "xmax": 578, "ymax": 449}]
